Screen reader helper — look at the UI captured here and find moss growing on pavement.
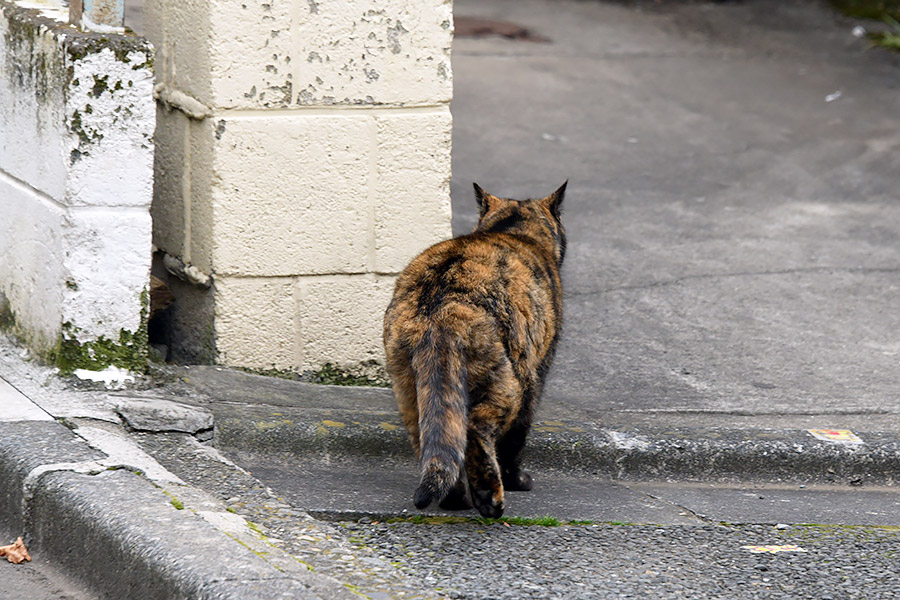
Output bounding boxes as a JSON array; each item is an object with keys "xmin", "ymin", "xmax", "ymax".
[
  {"xmin": 240, "ymin": 360, "xmax": 391, "ymax": 388},
  {"xmin": 246, "ymin": 520, "xmax": 266, "ymax": 537},
  {"xmin": 383, "ymin": 515, "xmax": 595, "ymax": 527}
]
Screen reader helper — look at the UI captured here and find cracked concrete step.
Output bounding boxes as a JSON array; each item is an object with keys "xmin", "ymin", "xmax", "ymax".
[
  {"xmin": 201, "ymin": 396, "xmax": 900, "ymax": 488},
  {"xmin": 115, "ymin": 397, "xmax": 214, "ymax": 436},
  {"xmin": 0, "ymin": 409, "xmax": 355, "ymax": 599},
  {"xmin": 138, "ymin": 365, "xmax": 900, "ymax": 487}
]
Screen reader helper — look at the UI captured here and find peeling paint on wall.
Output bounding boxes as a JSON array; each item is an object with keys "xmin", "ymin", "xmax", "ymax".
[
  {"xmin": 386, "ymin": 19, "xmax": 408, "ymax": 54},
  {"xmin": 0, "ymin": 0, "xmax": 154, "ymax": 364},
  {"xmin": 145, "ymin": 0, "xmax": 453, "ymax": 372},
  {"xmin": 169, "ymin": 0, "xmax": 454, "ymax": 109}
]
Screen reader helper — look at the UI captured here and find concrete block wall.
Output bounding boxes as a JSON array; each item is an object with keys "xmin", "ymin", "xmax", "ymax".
[
  {"xmin": 0, "ymin": 1, "xmax": 154, "ymax": 356},
  {"xmin": 146, "ymin": 0, "xmax": 453, "ymax": 372}
]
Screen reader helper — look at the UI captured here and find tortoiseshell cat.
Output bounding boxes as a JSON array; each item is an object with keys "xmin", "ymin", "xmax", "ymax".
[{"xmin": 383, "ymin": 182, "xmax": 566, "ymax": 517}]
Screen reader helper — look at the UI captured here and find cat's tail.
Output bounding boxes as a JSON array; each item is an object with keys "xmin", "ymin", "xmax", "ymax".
[{"xmin": 411, "ymin": 327, "xmax": 468, "ymax": 509}]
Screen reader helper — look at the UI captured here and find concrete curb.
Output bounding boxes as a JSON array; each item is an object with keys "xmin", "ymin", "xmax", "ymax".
[
  {"xmin": 212, "ymin": 407, "xmax": 900, "ymax": 487},
  {"xmin": 4, "ymin": 356, "xmax": 899, "ymax": 598},
  {"xmin": 525, "ymin": 426, "xmax": 900, "ymax": 486},
  {"xmin": 181, "ymin": 367, "xmax": 900, "ymax": 488},
  {"xmin": 148, "ymin": 367, "xmax": 900, "ymax": 485},
  {"xmin": 0, "ymin": 419, "xmax": 355, "ymax": 599}
]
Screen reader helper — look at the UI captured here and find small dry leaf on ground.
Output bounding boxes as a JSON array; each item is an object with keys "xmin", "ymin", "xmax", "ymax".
[{"xmin": 0, "ymin": 537, "xmax": 31, "ymax": 564}]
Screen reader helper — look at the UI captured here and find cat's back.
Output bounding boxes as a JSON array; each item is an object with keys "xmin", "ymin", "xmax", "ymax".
[
  {"xmin": 385, "ymin": 230, "xmax": 559, "ymax": 339},
  {"xmin": 397, "ymin": 231, "xmax": 528, "ymax": 287}
]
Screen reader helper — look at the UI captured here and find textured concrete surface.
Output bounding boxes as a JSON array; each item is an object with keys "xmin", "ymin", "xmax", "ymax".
[
  {"xmin": 144, "ymin": 0, "xmax": 453, "ymax": 371},
  {"xmin": 0, "ymin": 378, "xmax": 53, "ymax": 422},
  {"xmin": 0, "ymin": 374, "xmax": 356, "ymax": 599},
  {"xmin": 449, "ymin": 0, "xmax": 900, "ymax": 424},
  {"xmin": 30, "ymin": 470, "xmax": 353, "ymax": 599},
  {"xmin": 0, "ymin": 0, "xmax": 154, "ymax": 353},
  {"xmin": 5, "ymin": 0, "xmax": 900, "ymax": 598},
  {"xmin": 0, "ymin": 533, "xmax": 98, "ymax": 600},
  {"xmin": 0, "ymin": 420, "xmax": 104, "ymax": 535},
  {"xmin": 5, "ymin": 355, "xmax": 900, "ymax": 598},
  {"xmin": 177, "ymin": 366, "xmax": 900, "ymax": 487},
  {"xmin": 132, "ymin": 427, "xmax": 900, "ymax": 600},
  {"xmin": 115, "ymin": 397, "xmax": 213, "ymax": 433}
]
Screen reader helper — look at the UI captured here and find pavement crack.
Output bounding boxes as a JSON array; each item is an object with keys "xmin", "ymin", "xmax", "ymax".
[
  {"xmin": 23, "ymin": 461, "xmax": 110, "ymax": 502},
  {"xmin": 629, "ymin": 485, "xmax": 711, "ymax": 524},
  {"xmin": 564, "ymin": 265, "xmax": 900, "ymax": 298}
]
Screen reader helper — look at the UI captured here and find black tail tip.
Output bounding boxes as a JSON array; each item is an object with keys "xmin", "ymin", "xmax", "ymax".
[{"xmin": 414, "ymin": 485, "xmax": 436, "ymax": 509}]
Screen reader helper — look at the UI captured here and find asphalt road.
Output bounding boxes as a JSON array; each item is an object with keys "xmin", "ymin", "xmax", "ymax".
[
  {"xmin": 0, "ymin": 539, "xmax": 96, "ymax": 600},
  {"xmin": 340, "ymin": 519, "xmax": 900, "ymax": 600},
  {"xmin": 450, "ymin": 0, "xmax": 900, "ymax": 426},
  {"xmin": 136, "ymin": 431, "xmax": 900, "ymax": 600}
]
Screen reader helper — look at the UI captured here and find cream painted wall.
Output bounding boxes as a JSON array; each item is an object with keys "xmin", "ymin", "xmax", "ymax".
[{"xmin": 146, "ymin": 0, "xmax": 454, "ymax": 372}]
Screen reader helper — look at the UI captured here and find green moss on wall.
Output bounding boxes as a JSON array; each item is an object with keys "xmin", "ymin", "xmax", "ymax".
[
  {"xmin": 51, "ymin": 289, "xmax": 150, "ymax": 375},
  {"xmin": 53, "ymin": 326, "xmax": 147, "ymax": 374},
  {"xmin": 306, "ymin": 362, "xmax": 390, "ymax": 387},
  {"xmin": 0, "ymin": 293, "xmax": 15, "ymax": 333}
]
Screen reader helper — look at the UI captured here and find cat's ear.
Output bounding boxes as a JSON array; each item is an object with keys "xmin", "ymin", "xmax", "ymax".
[
  {"xmin": 544, "ymin": 180, "xmax": 567, "ymax": 220},
  {"xmin": 474, "ymin": 183, "xmax": 494, "ymax": 218}
]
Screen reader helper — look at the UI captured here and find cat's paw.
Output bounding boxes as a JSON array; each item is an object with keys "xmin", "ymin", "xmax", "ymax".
[
  {"xmin": 472, "ymin": 487, "xmax": 504, "ymax": 518},
  {"xmin": 439, "ymin": 492, "xmax": 473, "ymax": 511},
  {"xmin": 437, "ymin": 476, "xmax": 471, "ymax": 510},
  {"xmin": 502, "ymin": 470, "xmax": 534, "ymax": 491}
]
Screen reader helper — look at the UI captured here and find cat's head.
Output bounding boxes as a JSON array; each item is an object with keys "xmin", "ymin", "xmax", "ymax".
[{"xmin": 473, "ymin": 181, "xmax": 567, "ymax": 265}]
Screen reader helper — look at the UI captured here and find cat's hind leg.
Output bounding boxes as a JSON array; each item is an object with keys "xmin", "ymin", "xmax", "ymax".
[
  {"xmin": 466, "ymin": 366, "xmax": 521, "ymax": 518},
  {"xmin": 438, "ymin": 475, "xmax": 472, "ymax": 511},
  {"xmin": 497, "ymin": 379, "xmax": 541, "ymax": 491},
  {"xmin": 466, "ymin": 418, "xmax": 504, "ymax": 518},
  {"xmin": 497, "ymin": 413, "xmax": 534, "ymax": 492}
]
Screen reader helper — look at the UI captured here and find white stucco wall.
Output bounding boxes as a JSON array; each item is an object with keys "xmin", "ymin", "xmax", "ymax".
[
  {"xmin": 146, "ymin": 0, "xmax": 453, "ymax": 372},
  {"xmin": 0, "ymin": 0, "xmax": 154, "ymax": 354}
]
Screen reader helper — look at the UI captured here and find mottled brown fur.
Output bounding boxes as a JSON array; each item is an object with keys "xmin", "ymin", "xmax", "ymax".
[{"xmin": 383, "ymin": 182, "xmax": 566, "ymax": 517}]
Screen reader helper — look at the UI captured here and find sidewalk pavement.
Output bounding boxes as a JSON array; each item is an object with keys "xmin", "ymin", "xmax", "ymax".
[
  {"xmin": 2, "ymin": 337, "xmax": 899, "ymax": 597},
  {"xmin": 0, "ymin": 339, "xmax": 359, "ymax": 600},
  {"xmin": 2, "ymin": 0, "xmax": 900, "ymax": 598}
]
